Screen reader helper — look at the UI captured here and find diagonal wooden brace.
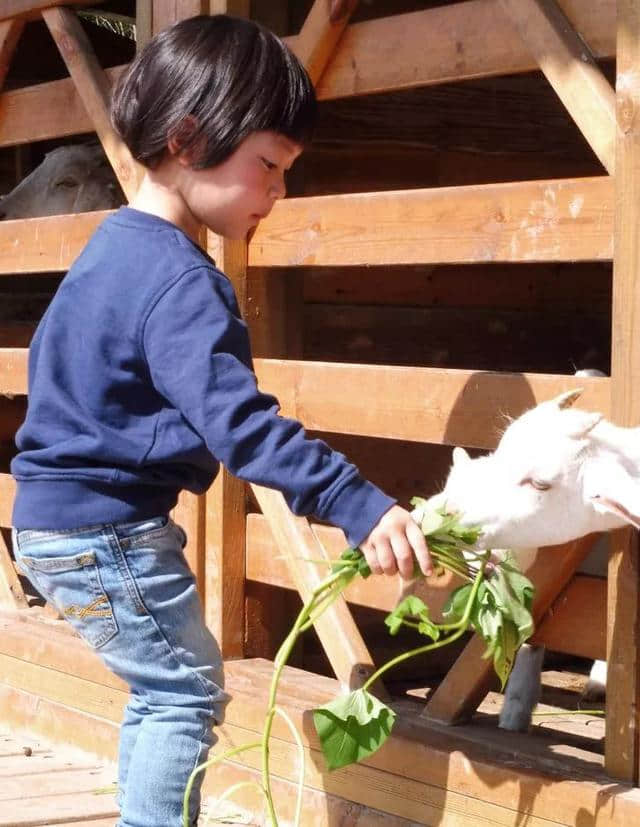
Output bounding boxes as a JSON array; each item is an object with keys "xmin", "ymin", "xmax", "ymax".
[
  {"xmin": 251, "ymin": 484, "xmax": 387, "ymax": 696},
  {"xmin": 498, "ymin": 0, "xmax": 616, "ymax": 174},
  {"xmin": 42, "ymin": 5, "xmax": 143, "ymax": 200}
]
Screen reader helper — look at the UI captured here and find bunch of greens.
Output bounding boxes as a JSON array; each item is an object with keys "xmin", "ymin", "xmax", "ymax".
[{"xmin": 184, "ymin": 502, "xmax": 535, "ymax": 826}]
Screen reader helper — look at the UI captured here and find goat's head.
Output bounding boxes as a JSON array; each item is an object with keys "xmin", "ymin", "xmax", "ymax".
[{"xmin": 430, "ymin": 389, "xmax": 640, "ymax": 549}]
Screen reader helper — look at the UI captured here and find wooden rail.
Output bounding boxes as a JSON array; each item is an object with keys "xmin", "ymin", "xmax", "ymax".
[
  {"xmin": 0, "ymin": 176, "xmax": 613, "ymax": 274},
  {"xmin": 0, "ymin": 348, "xmax": 610, "ymax": 448}
]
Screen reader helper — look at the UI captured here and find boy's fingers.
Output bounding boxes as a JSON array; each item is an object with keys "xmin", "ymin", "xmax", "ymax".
[
  {"xmin": 390, "ymin": 534, "xmax": 415, "ymax": 580},
  {"xmin": 375, "ymin": 540, "xmax": 398, "ymax": 576},
  {"xmin": 361, "ymin": 543, "xmax": 383, "ymax": 576},
  {"xmin": 406, "ymin": 520, "xmax": 433, "ymax": 576}
]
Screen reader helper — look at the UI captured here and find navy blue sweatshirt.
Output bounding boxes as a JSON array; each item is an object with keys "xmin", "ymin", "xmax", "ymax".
[{"xmin": 11, "ymin": 207, "xmax": 395, "ymax": 546}]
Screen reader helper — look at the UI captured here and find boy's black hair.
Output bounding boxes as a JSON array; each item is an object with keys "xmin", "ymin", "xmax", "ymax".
[{"xmin": 111, "ymin": 15, "xmax": 317, "ymax": 169}]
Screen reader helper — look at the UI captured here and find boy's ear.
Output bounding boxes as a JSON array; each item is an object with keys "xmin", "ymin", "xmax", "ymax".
[{"xmin": 167, "ymin": 115, "xmax": 201, "ymax": 165}]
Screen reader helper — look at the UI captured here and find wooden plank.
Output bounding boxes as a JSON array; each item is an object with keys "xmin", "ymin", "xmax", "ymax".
[
  {"xmin": 251, "ymin": 176, "xmax": 613, "ymax": 267},
  {"xmin": 0, "ymin": 474, "xmax": 16, "ymax": 528},
  {"xmin": 0, "ymin": 0, "xmax": 98, "ymax": 23},
  {"xmin": 0, "ymin": 3, "xmax": 617, "ymax": 148},
  {"xmin": 0, "ymin": 177, "xmax": 613, "ymax": 275},
  {"xmin": 254, "ymin": 361, "xmax": 610, "ymax": 449},
  {"xmin": 151, "ymin": 0, "xmax": 208, "ymax": 34},
  {"xmin": 0, "ymin": 19, "xmax": 24, "ymax": 91},
  {"xmin": 0, "ymin": 211, "xmax": 109, "ymax": 275},
  {"xmin": 172, "ymin": 490, "xmax": 205, "ymax": 598},
  {"xmin": 314, "ymin": 0, "xmax": 615, "ymax": 99},
  {"xmin": 5, "ymin": 656, "xmax": 640, "ymax": 827},
  {"xmin": 498, "ymin": 0, "xmax": 615, "ymax": 174},
  {"xmin": 0, "ymin": 788, "xmax": 118, "ymax": 826},
  {"xmin": 0, "ymin": 349, "xmax": 27, "ymax": 397},
  {"xmin": 0, "ymin": 348, "xmax": 611, "ymax": 448},
  {"xmin": 291, "ymin": 0, "xmax": 357, "ymax": 86},
  {"xmin": 249, "ymin": 484, "xmax": 384, "ymax": 694},
  {"xmin": 424, "ymin": 536, "xmax": 599, "ymax": 724},
  {"xmin": 530, "ymin": 574, "xmax": 606, "ymax": 660},
  {"xmin": 42, "ymin": 6, "xmax": 142, "ymax": 201},
  {"xmin": 0, "ymin": 67, "xmax": 126, "ymax": 149},
  {"xmin": 606, "ymin": 0, "xmax": 640, "ymax": 784},
  {"xmin": 0, "ymin": 533, "xmax": 27, "ymax": 610},
  {"xmin": 0, "ymin": 685, "xmax": 120, "ymax": 762}
]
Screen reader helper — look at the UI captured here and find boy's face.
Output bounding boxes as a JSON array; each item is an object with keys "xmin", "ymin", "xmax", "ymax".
[{"xmin": 179, "ymin": 131, "xmax": 303, "ymax": 240}]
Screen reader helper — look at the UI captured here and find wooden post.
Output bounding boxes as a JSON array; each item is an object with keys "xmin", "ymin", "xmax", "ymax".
[
  {"xmin": 204, "ymin": 233, "xmax": 249, "ymax": 659},
  {"xmin": 606, "ymin": 0, "xmax": 640, "ymax": 784}
]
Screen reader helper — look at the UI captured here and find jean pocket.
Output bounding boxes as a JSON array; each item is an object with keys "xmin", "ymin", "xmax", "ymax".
[{"xmin": 18, "ymin": 550, "xmax": 118, "ymax": 649}]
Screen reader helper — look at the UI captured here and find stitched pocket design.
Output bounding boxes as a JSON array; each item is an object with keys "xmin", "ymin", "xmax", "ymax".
[{"xmin": 18, "ymin": 550, "xmax": 118, "ymax": 648}]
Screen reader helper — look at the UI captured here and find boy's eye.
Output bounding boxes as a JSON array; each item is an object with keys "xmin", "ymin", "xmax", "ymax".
[{"xmin": 260, "ymin": 157, "xmax": 277, "ymax": 171}]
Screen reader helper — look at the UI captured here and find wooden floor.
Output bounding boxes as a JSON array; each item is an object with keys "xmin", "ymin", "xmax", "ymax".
[{"xmin": 0, "ymin": 728, "xmax": 118, "ymax": 827}]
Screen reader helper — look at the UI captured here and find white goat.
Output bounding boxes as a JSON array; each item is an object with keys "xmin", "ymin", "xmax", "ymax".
[{"xmin": 429, "ymin": 386, "xmax": 639, "ymax": 730}]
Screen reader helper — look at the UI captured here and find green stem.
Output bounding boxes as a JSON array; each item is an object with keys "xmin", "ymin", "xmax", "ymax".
[
  {"xmin": 362, "ymin": 554, "xmax": 488, "ymax": 692},
  {"xmin": 182, "ymin": 741, "xmax": 262, "ymax": 827},
  {"xmin": 262, "ymin": 567, "xmax": 351, "ymax": 826}
]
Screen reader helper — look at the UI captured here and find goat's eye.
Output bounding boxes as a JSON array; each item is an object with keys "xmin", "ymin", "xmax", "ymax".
[
  {"xmin": 55, "ymin": 178, "xmax": 77, "ymax": 188},
  {"xmin": 520, "ymin": 477, "xmax": 552, "ymax": 492}
]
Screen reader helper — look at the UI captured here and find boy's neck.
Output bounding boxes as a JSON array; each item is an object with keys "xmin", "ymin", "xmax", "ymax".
[{"xmin": 129, "ymin": 168, "xmax": 202, "ymax": 244}]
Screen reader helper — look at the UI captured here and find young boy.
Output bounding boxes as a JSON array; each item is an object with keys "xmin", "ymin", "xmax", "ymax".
[{"xmin": 11, "ymin": 15, "xmax": 431, "ymax": 827}]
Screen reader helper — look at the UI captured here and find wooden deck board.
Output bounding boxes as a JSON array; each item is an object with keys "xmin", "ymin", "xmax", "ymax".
[{"xmin": 0, "ymin": 729, "xmax": 117, "ymax": 827}]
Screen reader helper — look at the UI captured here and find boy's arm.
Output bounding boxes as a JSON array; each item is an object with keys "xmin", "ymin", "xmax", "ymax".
[{"xmin": 142, "ymin": 265, "xmax": 396, "ymax": 548}]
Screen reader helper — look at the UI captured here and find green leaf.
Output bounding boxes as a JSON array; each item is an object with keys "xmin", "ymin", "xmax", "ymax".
[
  {"xmin": 384, "ymin": 596, "xmax": 440, "ymax": 641},
  {"xmin": 332, "ymin": 548, "xmax": 371, "ymax": 579},
  {"xmin": 442, "ymin": 583, "xmax": 473, "ymax": 623},
  {"xmin": 313, "ymin": 688, "xmax": 396, "ymax": 770}
]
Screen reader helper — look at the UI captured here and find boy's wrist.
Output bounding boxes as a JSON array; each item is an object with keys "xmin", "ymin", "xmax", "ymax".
[{"xmin": 321, "ymin": 476, "xmax": 396, "ymax": 548}]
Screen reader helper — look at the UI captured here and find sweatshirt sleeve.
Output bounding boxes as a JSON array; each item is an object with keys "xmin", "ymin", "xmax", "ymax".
[{"xmin": 142, "ymin": 265, "xmax": 395, "ymax": 547}]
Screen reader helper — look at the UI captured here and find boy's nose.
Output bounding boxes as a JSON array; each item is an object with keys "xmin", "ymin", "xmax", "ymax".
[{"xmin": 269, "ymin": 175, "xmax": 286, "ymax": 200}]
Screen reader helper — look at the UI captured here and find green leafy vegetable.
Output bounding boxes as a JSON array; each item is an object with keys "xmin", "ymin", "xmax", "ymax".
[{"xmin": 313, "ymin": 688, "xmax": 396, "ymax": 771}]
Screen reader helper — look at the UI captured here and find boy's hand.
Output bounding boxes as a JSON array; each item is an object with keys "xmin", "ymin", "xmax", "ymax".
[{"xmin": 360, "ymin": 505, "xmax": 433, "ymax": 580}]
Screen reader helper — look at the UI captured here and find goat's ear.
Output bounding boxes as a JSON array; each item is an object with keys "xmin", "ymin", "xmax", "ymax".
[
  {"xmin": 452, "ymin": 446, "xmax": 471, "ymax": 467},
  {"xmin": 583, "ymin": 460, "xmax": 640, "ymax": 530},
  {"xmin": 552, "ymin": 388, "xmax": 583, "ymax": 409},
  {"xmin": 565, "ymin": 412, "xmax": 602, "ymax": 440}
]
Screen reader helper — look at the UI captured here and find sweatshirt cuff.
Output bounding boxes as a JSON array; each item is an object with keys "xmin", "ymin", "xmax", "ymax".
[{"xmin": 321, "ymin": 476, "xmax": 396, "ymax": 548}]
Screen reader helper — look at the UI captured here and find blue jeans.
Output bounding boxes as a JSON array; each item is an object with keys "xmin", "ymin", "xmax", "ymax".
[{"xmin": 12, "ymin": 516, "xmax": 228, "ymax": 827}]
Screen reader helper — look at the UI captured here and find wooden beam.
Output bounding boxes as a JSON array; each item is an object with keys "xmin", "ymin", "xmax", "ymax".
[
  {"xmin": 0, "ymin": 177, "xmax": 613, "ymax": 274},
  {"xmin": 291, "ymin": 0, "xmax": 358, "ymax": 86},
  {"xmin": 249, "ymin": 484, "xmax": 384, "ymax": 695},
  {"xmin": 41, "ymin": 6, "xmax": 142, "ymax": 201},
  {"xmin": 498, "ymin": 0, "xmax": 616, "ymax": 174},
  {"xmin": 0, "ymin": 0, "xmax": 98, "ymax": 23},
  {"xmin": 150, "ymin": 1, "xmax": 209, "ymax": 34},
  {"xmin": 205, "ymin": 236, "xmax": 249, "ymax": 661},
  {"xmin": 0, "ymin": 349, "xmax": 611, "ymax": 448},
  {"xmin": 250, "ymin": 176, "xmax": 613, "ymax": 267},
  {"xmin": 0, "ymin": 210, "xmax": 109, "ymax": 274},
  {"xmin": 253, "ymin": 360, "xmax": 610, "ymax": 449},
  {"xmin": 0, "ymin": 533, "xmax": 27, "ymax": 610},
  {"xmin": 0, "ymin": 3, "xmax": 617, "ymax": 148},
  {"xmin": 0, "ymin": 19, "xmax": 23, "ymax": 91},
  {"xmin": 314, "ymin": 0, "xmax": 615, "ymax": 100},
  {"xmin": 199, "ymin": 1, "xmax": 250, "ymax": 661},
  {"xmin": 424, "ymin": 535, "xmax": 600, "ymax": 724},
  {"xmin": 0, "ymin": 474, "xmax": 16, "ymax": 528},
  {"xmin": 606, "ymin": 0, "xmax": 640, "ymax": 784}
]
